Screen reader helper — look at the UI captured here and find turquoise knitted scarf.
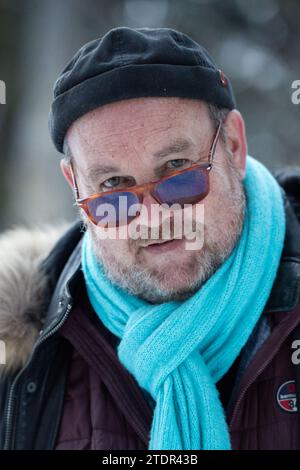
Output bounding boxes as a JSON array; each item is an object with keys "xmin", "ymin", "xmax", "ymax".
[{"xmin": 81, "ymin": 155, "xmax": 286, "ymax": 450}]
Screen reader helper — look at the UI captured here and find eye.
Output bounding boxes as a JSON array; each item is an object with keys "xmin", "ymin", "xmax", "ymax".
[
  {"xmin": 102, "ymin": 176, "xmax": 121, "ymax": 189},
  {"xmin": 101, "ymin": 176, "xmax": 134, "ymax": 190},
  {"xmin": 165, "ymin": 159, "xmax": 189, "ymax": 169}
]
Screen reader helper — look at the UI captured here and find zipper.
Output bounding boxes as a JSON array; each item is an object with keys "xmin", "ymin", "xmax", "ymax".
[
  {"xmin": 229, "ymin": 316, "xmax": 300, "ymax": 431},
  {"xmin": 3, "ymin": 297, "xmax": 73, "ymax": 450}
]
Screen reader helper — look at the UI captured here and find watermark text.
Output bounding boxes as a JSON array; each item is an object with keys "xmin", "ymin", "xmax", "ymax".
[{"xmin": 0, "ymin": 80, "xmax": 6, "ymax": 104}]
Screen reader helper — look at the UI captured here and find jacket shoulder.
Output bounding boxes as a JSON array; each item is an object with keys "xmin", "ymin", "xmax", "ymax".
[{"xmin": 272, "ymin": 166, "xmax": 300, "ymax": 221}]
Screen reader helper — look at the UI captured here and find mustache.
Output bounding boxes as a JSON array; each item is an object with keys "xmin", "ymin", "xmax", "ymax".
[{"xmin": 129, "ymin": 218, "xmax": 203, "ymax": 249}]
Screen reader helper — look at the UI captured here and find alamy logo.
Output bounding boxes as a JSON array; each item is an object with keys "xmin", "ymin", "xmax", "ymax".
[
  {"xmin": 291, "ymin": 80, "xmax": 300, "ymax": 105},
  {"xmin": 0, "ymin": 340, "xmax": 6, "ymax": 364},
  {"xmin": 0, "ymin": 80, "xmax": 6, "ymax": 104}
]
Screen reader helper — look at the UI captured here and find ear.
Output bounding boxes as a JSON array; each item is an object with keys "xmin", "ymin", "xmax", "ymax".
[
  {"xmin": 60, "ymin": 158, "xmax": 75, "ymax": 190},
  {"xmin": 223, "ymin": 110, "xmax": 247, "ymax": 180}
]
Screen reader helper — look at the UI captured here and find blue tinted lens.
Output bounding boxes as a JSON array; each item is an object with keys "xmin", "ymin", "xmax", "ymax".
[
  {"xmin": 154, "ymin": 167, "xmax": 209, "ymax": 206},
  {"xmin": 87, "ymin": 191, "xmax": 140, "ymax": 226}
]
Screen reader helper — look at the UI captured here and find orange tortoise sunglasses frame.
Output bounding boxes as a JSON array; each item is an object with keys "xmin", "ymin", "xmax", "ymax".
[{"xmin": 69, "ymin": 120, "xmax": 222, "ymax": 227}]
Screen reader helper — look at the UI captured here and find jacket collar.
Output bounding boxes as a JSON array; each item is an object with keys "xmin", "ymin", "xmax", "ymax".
[
  {"xmin": 42, "ymin": 234, "xmax": 83, "ymax": 334},
  {"xmin": 264, "ymin": 190, "xmax": 300, "ymax": 313}
]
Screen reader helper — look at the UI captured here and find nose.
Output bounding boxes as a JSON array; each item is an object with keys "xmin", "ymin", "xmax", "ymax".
[
  {"xmin": 127, "ymin": 181, "xmax": 189, "ymax": 244},
  {"xmin": 129, "ymin": 188, "xmax": 174, "ymax": 241},
  {"xmin": 137, "ymin": 189, "xmax": 162, "ymax": 228}
]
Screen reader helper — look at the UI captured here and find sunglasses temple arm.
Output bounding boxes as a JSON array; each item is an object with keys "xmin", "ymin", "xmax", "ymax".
[
  {"xmin": 208, "ymin": 121, "xmax": 222, "ymax": 169},
  {"xmin": 69, "ymin": 161, "xmax": 80, "ymax": 200}
]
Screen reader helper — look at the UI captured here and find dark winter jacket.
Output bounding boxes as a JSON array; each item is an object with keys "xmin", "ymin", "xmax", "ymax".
[{"xmin": 0, "ymin": 167, "xmax": 300, "ymax": 450}]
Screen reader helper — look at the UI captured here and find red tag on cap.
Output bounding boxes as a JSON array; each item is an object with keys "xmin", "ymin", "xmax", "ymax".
[{"xmin": 219, "ymin": 69, "xmax": 228, "ymax": 86}]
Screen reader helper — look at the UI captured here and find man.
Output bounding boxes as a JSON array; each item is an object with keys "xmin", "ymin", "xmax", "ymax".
[{"xmin": 0, "ymin": 26, "xmax": 300, "ymax": 450}]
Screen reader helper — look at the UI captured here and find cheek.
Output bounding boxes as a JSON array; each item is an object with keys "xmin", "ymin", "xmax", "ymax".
[
  {"xmin": 210, "ymin": 167, "xmax": 227, "ymax": 197},
  {"xmin": 209, "ymin": 162, "xmax": 236, "ymax": 207},
  {"xmin": 196, "ymin": 172, "xmax": 232, "ymax": 228},
  {"xmin": 95, "ymin": 233, "xmax": 135, "ymax": 261}
]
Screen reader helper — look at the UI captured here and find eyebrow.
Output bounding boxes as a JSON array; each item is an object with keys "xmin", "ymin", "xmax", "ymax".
[
  {"xmin": 85, "ymin": 138, "xmax": 195, "ymax": 182},
  {"xmin": 86, "ymin": 165, "xmax": 119, "ymax": 182},
  {"xmin": 153, "ymin": 138, "xmax": 194, "ymax": 159}
]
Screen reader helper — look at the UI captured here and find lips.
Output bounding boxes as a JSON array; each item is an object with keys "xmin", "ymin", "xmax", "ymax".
[
  {"xmin": 140, "ymin": 238, "xmax": 185, "ymax": 253},
  {"xmin": 141, "ymin": 239, "xmax": 174, "ymax": 247}
]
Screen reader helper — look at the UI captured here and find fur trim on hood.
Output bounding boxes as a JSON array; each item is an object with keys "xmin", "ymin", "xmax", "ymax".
[{"xmin": 0, "ymin": 224, "xmax": 69, "ymax": 374}]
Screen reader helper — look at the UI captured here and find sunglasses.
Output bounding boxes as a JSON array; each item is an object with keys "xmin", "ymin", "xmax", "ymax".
[{"xmin": 69, "ymin": 121, "xmax": 222, "ymax": 227}]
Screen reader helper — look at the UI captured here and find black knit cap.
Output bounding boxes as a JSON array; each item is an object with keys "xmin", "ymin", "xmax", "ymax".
[{"xmin": 49, "ymin": 26, "xmax": 236, "ymax": 153}]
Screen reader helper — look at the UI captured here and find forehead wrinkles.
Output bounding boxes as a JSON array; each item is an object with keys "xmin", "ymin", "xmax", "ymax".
[
  {"xmin": 76, "ymin": 100, "xmax": 195, "ymax": 133},
  {"xmin": 74, "ymin": 121, "xmax": 185, "ymax": 159},
  {"xmin": 68, "ymin": 100, "xmax": 206, "ymax": 160}
]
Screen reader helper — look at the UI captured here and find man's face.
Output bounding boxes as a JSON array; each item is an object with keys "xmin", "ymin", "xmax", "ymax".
[{"xmin": 63, "ymin": 98, "xmax": 247, "ymax": 303}]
